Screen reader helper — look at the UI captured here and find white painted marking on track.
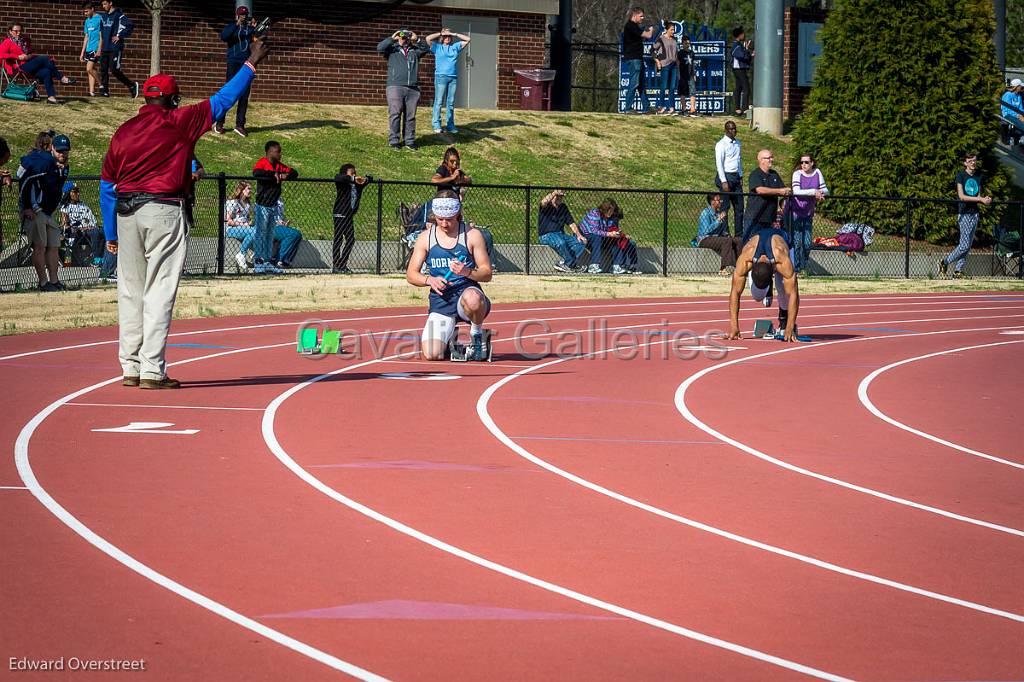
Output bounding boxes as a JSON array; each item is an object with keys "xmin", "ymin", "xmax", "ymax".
[
  {"xmin": 676, "ymin": 345, "xmax": 748, "ymax": 352},
  {"xmin": 857, "ymin": 340, "xmax": 1024, "ymax": 470},
  {"xmin": 262, "ymin": 356, "xmax": 853, "ymax": 682},
  {"xmin": 12, "ymin": 303, "xmax": 1024, "ymax": 679},
  {"xmin": 999, "ymin": 330, "xmax": 1024, "ymax": 335},
  {"xmin": 476, "ymin": 324, "xmax": 1024, "ymax": 623},
  {"xmin": 92, "ymin": 421, "xmax": 200, "ymax": 435},
  {"xmin": 0, "ymin": 485, "xmax": 29, "ymax": 490},
  {"xmin": 379, "ymin": 372, "xmax": 462, "ymax": 381},
  {"xmin": 675, "ymin": 326, "xmax": 1024, "ymax": 538},
  {"xmin": 15, "ymin": 372, "xmax": 390, "ymax": 681},
  {"xmin": 67, "ymin": 401, "xmax": 264, "ymax": 411}
]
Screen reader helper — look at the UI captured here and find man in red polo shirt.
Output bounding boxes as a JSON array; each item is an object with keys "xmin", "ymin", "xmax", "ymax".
[{"xmin": 100, "ymin": 39, "xmax": 268, "ymax": 389}]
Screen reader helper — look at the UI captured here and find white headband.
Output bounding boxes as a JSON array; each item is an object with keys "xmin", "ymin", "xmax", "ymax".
[{"xmin": 432, "ymin": 197, "xmax": 461, "ymax": 218}]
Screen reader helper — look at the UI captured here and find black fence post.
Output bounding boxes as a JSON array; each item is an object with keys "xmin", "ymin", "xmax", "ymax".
[
  {"xmin": 216, "ymin": 172, "xmax": 226, "ymax": 276},
  {"xmin": 375, "ymin": 181, "xmax": 383, "ymax": 275},
  {"xmin": 662, "ymin": 191, "xmax": 669, "ymax": 276},
  {"xmin": 524, "ymin": 187, "xmax": 532, "ymax": 275},
  {"xmin": 904, "ymin": 199, "xmax": 912, "ymax": 278},
  {"xmin": 592, "ymin": 46, "xmax": 598, "ymax": 111}
]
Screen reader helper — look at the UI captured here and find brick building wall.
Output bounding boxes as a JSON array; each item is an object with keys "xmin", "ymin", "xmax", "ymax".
[
  {"xmin": 782, "ymin": 5, "xmax": 827, "ymax": 121},
  {"xmin": 0, "ymin": 0, "xmax": 546, "ymax": 108}
]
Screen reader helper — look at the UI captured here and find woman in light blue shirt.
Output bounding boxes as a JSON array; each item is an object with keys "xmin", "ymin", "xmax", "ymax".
[{"xmin": 426, "ymin": 28, "xmax": 470, "ymax": 134}]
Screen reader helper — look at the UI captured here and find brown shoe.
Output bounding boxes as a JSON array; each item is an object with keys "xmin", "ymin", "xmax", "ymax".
[
  {"xmin": 139, "ymin": 376, "xmax": 182, "ymax": 389},
  {"xmin": 122, "ymin": 375, "xmax": 140, "ymax": 387}
]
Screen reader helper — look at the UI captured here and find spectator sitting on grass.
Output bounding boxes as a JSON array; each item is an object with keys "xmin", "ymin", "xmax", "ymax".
[
  {"xmin": 224, "ymin": 181, "xmax": 254, "ymax": 271},
  {"xmin": 272, "ymin": 198, "xmax": 303, "ymax": 269},
  {"xmin": 538, "ymin": 189, "xmax": 585, "ymax": 272},
  {"xmin": 431, "ymin": 145, "xmax": 472, "ymax": 194},
  {"xmin": 696, "ymin": 192, "xmax": 742, "ymax": 275},
  {"xmin": 577, "ymin": 197, "xmax": 625, "ymax": 274}
]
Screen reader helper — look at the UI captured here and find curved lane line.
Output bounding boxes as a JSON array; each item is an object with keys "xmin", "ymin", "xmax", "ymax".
[
  {"xmin": 675, "ymin": 327, "xmax": 1024, "ymax": 538},
  {"xmin": 13, "ymin": 308, "xmax": 1024, "ymax": 678},
  {"xmin": 14, "ymin": 344, "xmax": 390, "ymax": 682},
  {"xmin": 262, "ymin": 357, "xmax": 852, "ymax": 682},
  {"xmin": 857, "ymin": 340, "xmax": 1024, "ymax": 471},
  {"xmin": 476, "ymin": 325, "xmax": 1024, "ymax": 623}
]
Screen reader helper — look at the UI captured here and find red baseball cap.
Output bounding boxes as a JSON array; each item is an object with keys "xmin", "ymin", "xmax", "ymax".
[
  {"xmin": 142, "ymin": 73, "xmax": 180, "ymax": 97},
  {"xmin": 235, "ymin": 6, "xmax": 249, "ymax": 15}
]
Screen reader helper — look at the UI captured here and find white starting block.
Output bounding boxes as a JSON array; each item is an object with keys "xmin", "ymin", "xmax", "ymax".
[{"xmin": 449, "ymin": 329, "xmax": 493, "ymax": 362}]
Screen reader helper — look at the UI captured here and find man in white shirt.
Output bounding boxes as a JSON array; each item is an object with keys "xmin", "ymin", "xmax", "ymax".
[{"xmin": 714, "ymin": 120, "xmax": 743, "ymax": 237}]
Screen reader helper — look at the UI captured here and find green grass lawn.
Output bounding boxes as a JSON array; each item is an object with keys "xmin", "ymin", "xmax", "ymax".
[{"xmin": 2, "ymin": 96, "xmax": 796, "ymax": 247}]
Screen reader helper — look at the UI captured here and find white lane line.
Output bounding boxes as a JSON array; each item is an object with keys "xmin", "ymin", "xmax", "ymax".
[
  {"xmin": 15, "ymin": 367, "xmax": 390, "ymax": 681},
  {"xmin": 262, "ymin": 356, "xmax": 852, "ymax": 682},
  {"xmin": 67, "ymin": 402, "xmax": 266, "ymax": 412},
  {"xmin": 0, "ymin": 294, "xmax": 1012, "ymax": 362},
  {"xmin": 857, "ymin": 340, "xmax": 1024, "ymax": 470},
  {"xmin": 675, "ymin": 327, "xmax": 1024, "ymax": 538},
  {"xmin": 1, "ymin": 485, "xmax": 29, "ymax": 490},
  {"xmin": 476, "ymin": 324, "xmax": 1024, "ymax": 623},
  {"xmin": 13, "ymin": 306, "xmax": 1024, "ymax": 679}
]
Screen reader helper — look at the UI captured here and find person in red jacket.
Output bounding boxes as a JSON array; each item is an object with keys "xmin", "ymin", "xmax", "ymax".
[
  {"xmin": 252, "ymin": 141, "xmax": 298, "ymax": 275},
  {"xmin": 0, "ymin": 23, "xmax": 76, "ymax": 105}
]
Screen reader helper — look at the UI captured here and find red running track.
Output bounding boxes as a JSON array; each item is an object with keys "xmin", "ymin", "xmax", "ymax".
[{"xmin": 2, "ymin": 292, "xmax": 1022, "ymax": 680}]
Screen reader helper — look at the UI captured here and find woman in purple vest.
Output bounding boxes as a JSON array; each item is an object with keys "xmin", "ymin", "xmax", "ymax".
[{"xmin": 789, "ymin": 154, "xmax": 829, "ymax": 273}]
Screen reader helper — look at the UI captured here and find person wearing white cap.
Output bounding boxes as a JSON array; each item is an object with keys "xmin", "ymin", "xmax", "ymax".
[
  {"xmin": 406, "ymin": 189, "xmax": 493, "ymax": 361},
  {"xmin": 1000, "ymin": 78, "xmax": 1024, "ymax": 129}
]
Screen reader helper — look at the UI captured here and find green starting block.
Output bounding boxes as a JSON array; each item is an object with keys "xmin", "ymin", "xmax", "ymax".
[
  {"xmin": 298, "ymin": 327, "xmax": 320, "ymax": 354},
  {"xmin": 320, "ymin": 330, "xmax": 341, "ymax": 355},
  {"xmin": 297, "ymin": 328, "xmax": 344, "ymax": 355},
  {"xmin": 753, "ymin": 319, "xmax": 774, "ymax": 338}
]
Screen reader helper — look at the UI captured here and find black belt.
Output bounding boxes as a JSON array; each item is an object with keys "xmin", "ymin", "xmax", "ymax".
[{"xmin": 115, "ymin": 193, "xmax": 184, "ymax": 216}]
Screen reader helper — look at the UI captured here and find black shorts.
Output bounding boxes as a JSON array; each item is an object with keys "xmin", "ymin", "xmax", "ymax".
[{"xmin": 83, "ymin": 50, "xmax": 99, "ymax": 63}]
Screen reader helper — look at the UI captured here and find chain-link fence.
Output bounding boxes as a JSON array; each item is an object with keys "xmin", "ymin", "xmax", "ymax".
[{"xmin": 2, "ymin": 175, "xmax": 1022, "ymax": 292}]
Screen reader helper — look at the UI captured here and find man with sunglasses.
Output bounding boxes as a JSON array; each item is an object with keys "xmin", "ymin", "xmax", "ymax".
[{"xmin": 99, "ymin": 39, "xmax": 269, "ymax": 389}]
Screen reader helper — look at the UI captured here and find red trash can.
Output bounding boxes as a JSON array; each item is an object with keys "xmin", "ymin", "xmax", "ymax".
[{"xmin": 514, "ymin": 69, "xmax": 556, "ymax": 110}]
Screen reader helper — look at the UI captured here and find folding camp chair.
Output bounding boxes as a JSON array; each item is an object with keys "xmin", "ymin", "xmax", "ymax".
[
  {"xmin": 992, "ymin": 226, "xmax": 1022, "ymax": 277},
  {"xmin": 1, "ymin": 65, "xmax": 39, "ymax": 101}
]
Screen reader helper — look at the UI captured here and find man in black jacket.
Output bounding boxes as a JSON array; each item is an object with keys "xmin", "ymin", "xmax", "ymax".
[
  {"xmin": 215, "ymin": 6, "xmax": 256, "ymax": 137},
  {"xmin": 97, "ymin": 0, "xmax": 138, "ymax": 98},
  {"xmin": 333, "ymin": 163, "xmax": 371, "ymax": 273}
]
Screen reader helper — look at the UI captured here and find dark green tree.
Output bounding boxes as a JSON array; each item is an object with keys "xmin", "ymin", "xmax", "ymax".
[{"xmin": 791, "ymin": 0, "xmax": 1008, "ymax": 242}]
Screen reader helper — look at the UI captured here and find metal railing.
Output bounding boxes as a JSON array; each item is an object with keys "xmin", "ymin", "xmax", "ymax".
[{"xmin": 2, "ymin": 175, "xmax": 1022, "ymax": 291}]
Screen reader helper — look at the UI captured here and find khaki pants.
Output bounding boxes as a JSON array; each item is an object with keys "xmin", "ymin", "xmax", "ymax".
[{"xmin": 116, "ymin": 202, "xmax": 187, "ymax": 380}]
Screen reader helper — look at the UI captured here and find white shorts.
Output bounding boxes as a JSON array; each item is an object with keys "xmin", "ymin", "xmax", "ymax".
[{"xmin": 421, "ymin": 288, "xmax": 491, "ymax": 344}]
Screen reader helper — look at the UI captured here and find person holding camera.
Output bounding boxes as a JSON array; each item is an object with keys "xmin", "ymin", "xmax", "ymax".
[
  {"xmin": 99, "ymin": 39, "xmax": 269, "ymax": 389},
  {"xmin": 378, "ymin": 28, "xmax": 430, "ymax": 150},
  {"xmin": 215, "ymin": 6, "xmax": 257, "ymax": 137},
  {"xmin": 332, "ymin": 163, "xmax": 372, "ymax": 273}
]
